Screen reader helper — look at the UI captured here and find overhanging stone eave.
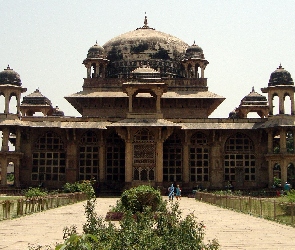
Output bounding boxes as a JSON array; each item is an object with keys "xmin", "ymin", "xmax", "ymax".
[{"xmin": 107, "ymin": 118, "xmax": 181, "ymax": 127}]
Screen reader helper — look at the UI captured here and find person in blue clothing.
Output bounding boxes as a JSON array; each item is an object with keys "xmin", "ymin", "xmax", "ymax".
[
  {"xmin": 284, "ymin": 181, "xmax": 291, "ymax": 194},
  {"xmin": 168, "ymin": 184, "xmax": 174, "ymax": 201},
  {"xmin": 175, "ymin": 184, "xmax": 181, "ymax": 200}
]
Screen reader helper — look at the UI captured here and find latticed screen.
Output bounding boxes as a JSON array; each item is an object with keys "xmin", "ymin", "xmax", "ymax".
[
  {"xmin": 79, "ymin": 131, "xmax": 99, "ymax": 181},
  {"xmin": 133, "ymin": 129, "xmax": 155, "ymax": 181},
  {"xmin": 224, "ymin": 133, "xmax": 256, "ymax": 181},
  {"xmin": 163, "ymin": 133, "xmax": 182, "ymax": 182},
  {"xmin": 189, "ymin": 132, "xmax": 209, "ymax": 182},
  {"xmin": 106, "ymin": 133, "xmax": 125, "ymax": 181},
  {"xmin": 32, "ymin": 132, "xmax": 66, "ymax": 182}
]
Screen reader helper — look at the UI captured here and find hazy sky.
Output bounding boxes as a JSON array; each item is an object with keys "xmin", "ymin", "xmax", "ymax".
[{"xmin": 1, "ymin": 0, "xmax": 294, "ymax": 118}]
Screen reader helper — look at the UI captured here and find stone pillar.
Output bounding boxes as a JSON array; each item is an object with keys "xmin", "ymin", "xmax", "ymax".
[
  {"xmin": 280, "ymin": 129, "xmax": 287, "ymax": 153},
  {"xmin": 14, "ymin": 159, "xmax": 20, "ymax": 187},
  {"xmin": 0, "ymin": 157, "xmax": 7, "ymax": 185},
  {"xmin": 16, "ymin": 93, "xmax": 21, "ymax": 115},
  {"xmin": 268, "ymin": 161, "xmax": 274, "ymax": 188},
  {"xmin": 267, "ymin": 130, "xmax": 273, "ymax": 153},
  {"xmin": 281, "ymin": 158, "xmax": 287, "ymax": 185},
  {"xmin": 192, "ymin": 64, "xmax": 196, "ymax": 78},
  {"xmin": 201, "ymin": 67, "xmax": 204, "ymax": 78},
  {"xmin": 183, "ymin": 141, "xmax": 189, "ymax": 183},
  {"xmin": 15, "ymin": 128, "xmax": 21, "ymax": 152},
  {"xmin": 4, "ymin": 93, "xmax": 9, "ymax": 114},
  {"xmin": 96, "ymin": 64, "xmax": 100, "ymax": 77},
  {"xmin": 279, "ymin": 94, "xmax": 284, "ymax": 114},
  {"xmin": 156, "ymin": 94, "xmax": 161, "ymax": 113},
  {"xmin": 268, "ymin": 93, "xmax": 273, "ymax": 115},
  {"xmin": 155, "ymin": 138, "xmax": 163, "ymax": 183},
  {"xmin": 87, "ymin": 66, "xmax": 91, "ymax": 78},
  {"xmin": 125, "ymin": 139, "xmax": 133, "ymax": 182},
  {"xmin": 1, "ymin": 128, "xmax": 9, "ymax": 151},
  {"xmin": 129, "ymin": 95, "xmax": 133, "ymax": 113},
  {"xmin": 99, "ymin": 142, "xmax": 104, "ymax": 182},
  {"xmin": 65, "ymin": 129, "xmax": 78, "ymax": 183},
  {"xmin": 291, "ymin": 94, "xmax": 295, "ymax": 115}
]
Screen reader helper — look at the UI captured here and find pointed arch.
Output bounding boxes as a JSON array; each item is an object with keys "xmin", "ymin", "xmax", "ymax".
[
  {"xmin": 189, "ymin": 132, "xmax": 209, "ymax": 182},
  {"xmin": 273, "ymin": 163, "xmax": 281, "ymax": 179},
  {"xmin": 106, "ymin": 131, "xmax": 125, "ymax": 181},
  {"xmin": 163, "ymin": 133, "xmax": 182, "ymax": 182},
  {"xmin": 287, "ymin": 163, "xmax": 295, "ymax": 188},
  {"xmin": 32, "ymin": 131, "xmax": 65, "ymax": 183},
  {"xmin": 224, "ymin": 133, "xmax": 255, "ymax": 184},
  {"xmin": 79, "ymin": 130, "xmax": 99, "ymax": 181}
]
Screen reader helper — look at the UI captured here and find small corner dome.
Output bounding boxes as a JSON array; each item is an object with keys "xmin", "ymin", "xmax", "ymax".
[
  {"xmin": 52, "ymin": 105, "xmax": 64, "ymax": 116},
  {"xmin": 87, "ymin": 42, "xmax": 104, "ymax": 58},
  {"xmin": 268, "ymin": 64, "xmax": 294, "ymax": 86},
  {"xmin": 185, "ymin": 41, "xmax": 203, "ymax": 55},
  {"xmin": 0, "ymin": 65, "xmax": 22, "ymax": 86},
  {"xmin": 240, "ymin": 87, "xmax": 267, "ymax": 105}
]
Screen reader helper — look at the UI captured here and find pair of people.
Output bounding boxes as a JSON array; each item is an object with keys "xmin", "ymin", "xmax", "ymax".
[{"xmin": 168, "ymin": 184, "xmax": 181, "ymax": 201}]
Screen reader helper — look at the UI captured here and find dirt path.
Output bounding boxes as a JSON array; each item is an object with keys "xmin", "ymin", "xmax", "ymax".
[{"xmin": 1, "ymin": 197, "xmax": 295, "ymax": 249}]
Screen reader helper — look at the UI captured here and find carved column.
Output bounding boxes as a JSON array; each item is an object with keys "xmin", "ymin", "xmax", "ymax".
[
  {"xmin": 268, "ymin": 93, "xmax": 273, "ymax": 115},
  {"xmin": 86, "ymin": 65, "xmax": 91, "ymax": 78},
  {"xmin": 96, "ymin": 64, "xmax": 100, "ymax": 77},
  {"xmin": 4, "ymin": 92, "xmax": 9, "ymax": 114},
  {"xmin": 125, "ymin": 139, "xmax": 133, "ymax": 182},
  {"xmin": 291, "ymin": 94, "xmax": 295, "ymax": 115},
  {"xmin": 99, "ymin": 141, "xmax": 105, "ymax": 182},
  {"xmin": 279, "ymin": 94, "xmax": 284, "ymax": 114},
  {"xmin": 14, "ymin": 158, "xmax": 20, "ymax": 187},
  {"xmin": 1, "ymin": 128, "xmax": 9, "ymax": 151},
  {"xmin": 0, "ymin": 157, "xmax": 7, "ymax": 185},
  {"xmin": 16, "ymin": 93, "xmax": 21, "ymax": 115},
  {"xmin": 201, "ymin": 66, "xmax": 205, "ymax": 78},
  {"xmin": 267, "ymin": 130, "xmax": 273, "ymax": 153},
  {"xmin": 155, "ymin": 128, "xmax": 163, "ymax": 183},
  {"xmin": 183, "ymin": 131, "xmax": 189, "ymax": 183},
  {"xmin": 268, "ymin": 161, "xmax": 274, "ymax": 188},
  {"xmin": 16, "ymin": 128, "xmax": 21, "ymax": 152},
  {"xmin": 280, "ymin": 129, "xmax": 287, "ymax": 153}
]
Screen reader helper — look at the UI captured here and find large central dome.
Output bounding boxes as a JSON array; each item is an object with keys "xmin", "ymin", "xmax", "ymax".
[
  {"xmin": 101, "ymin": 16, "xmax": 189, "ymax": 77},
  {"xmin": 103, "ymin": 27, "xmax": 188, "ymax": 60}
]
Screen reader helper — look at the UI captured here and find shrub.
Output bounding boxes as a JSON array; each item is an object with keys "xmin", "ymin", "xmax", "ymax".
[
  {"xmin": 120, "ymin": 185, "xmax": 163, "ymax": 214},
  {"xmin": 62, "ymin": 180, "xmax": 95, "ymax": 199},
  {"xmin": 24, "ymin": 187, "xmax": 48, "ymax": 198},
  {"xmin": 59, "ymin": 200, "xmax": 219, "ymax": 250},
  {"xmin": 63, "ymin": 182, "xmax": 80, "ymax": 193}
]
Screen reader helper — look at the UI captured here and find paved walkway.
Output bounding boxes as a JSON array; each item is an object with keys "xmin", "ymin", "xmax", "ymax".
[{"xmin": 1, "ymin": 197, "xmax": 295, "ymax": 249}]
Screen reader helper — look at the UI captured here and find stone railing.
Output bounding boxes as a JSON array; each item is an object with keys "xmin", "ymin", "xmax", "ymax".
[
  {"xmin": 0, "ymin": 192, "xmax": 86, "ymax": 221},
  {"xmin": 195, "ymin": 192, "xmax": 295, "ymax": 227}
]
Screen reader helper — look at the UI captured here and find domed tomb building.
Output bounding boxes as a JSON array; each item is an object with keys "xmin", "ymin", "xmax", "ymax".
[{"xmin": 1, "ymin": 16, "xmax": 295, "ymax": 194}]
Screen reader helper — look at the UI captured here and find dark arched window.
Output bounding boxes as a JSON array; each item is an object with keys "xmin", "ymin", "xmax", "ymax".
[
  {"xmin": 79, "ymin": 131, "xmax": 99, "ymax": 181},
  {"xmin": 224, "ymin": 133, "xmax": 255, "ymax": 182},
  {"xmin": 32, "ymin": 132, "xmax": 65, "ymax": 182},
  {"xmin": 190, "ymin": 132, "xmax": 209, "ymax": 182}
]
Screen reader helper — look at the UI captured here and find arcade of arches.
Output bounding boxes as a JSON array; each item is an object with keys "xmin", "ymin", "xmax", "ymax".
[{"xmin": 0, "ymin": 18, "xmax": 295, "ymax": 193}]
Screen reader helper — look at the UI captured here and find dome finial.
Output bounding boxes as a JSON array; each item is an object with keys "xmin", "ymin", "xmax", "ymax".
[
  {"xmin": 136, "ymin": 12, "xmax": 155, "ymax": 30},
  {"xmin": 252, "ymin": 86, "xmax": 255, "ymax": 92},
  {"xmin": 144, "ymin": 12, "xmax": 148, "ymax": 27}
]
